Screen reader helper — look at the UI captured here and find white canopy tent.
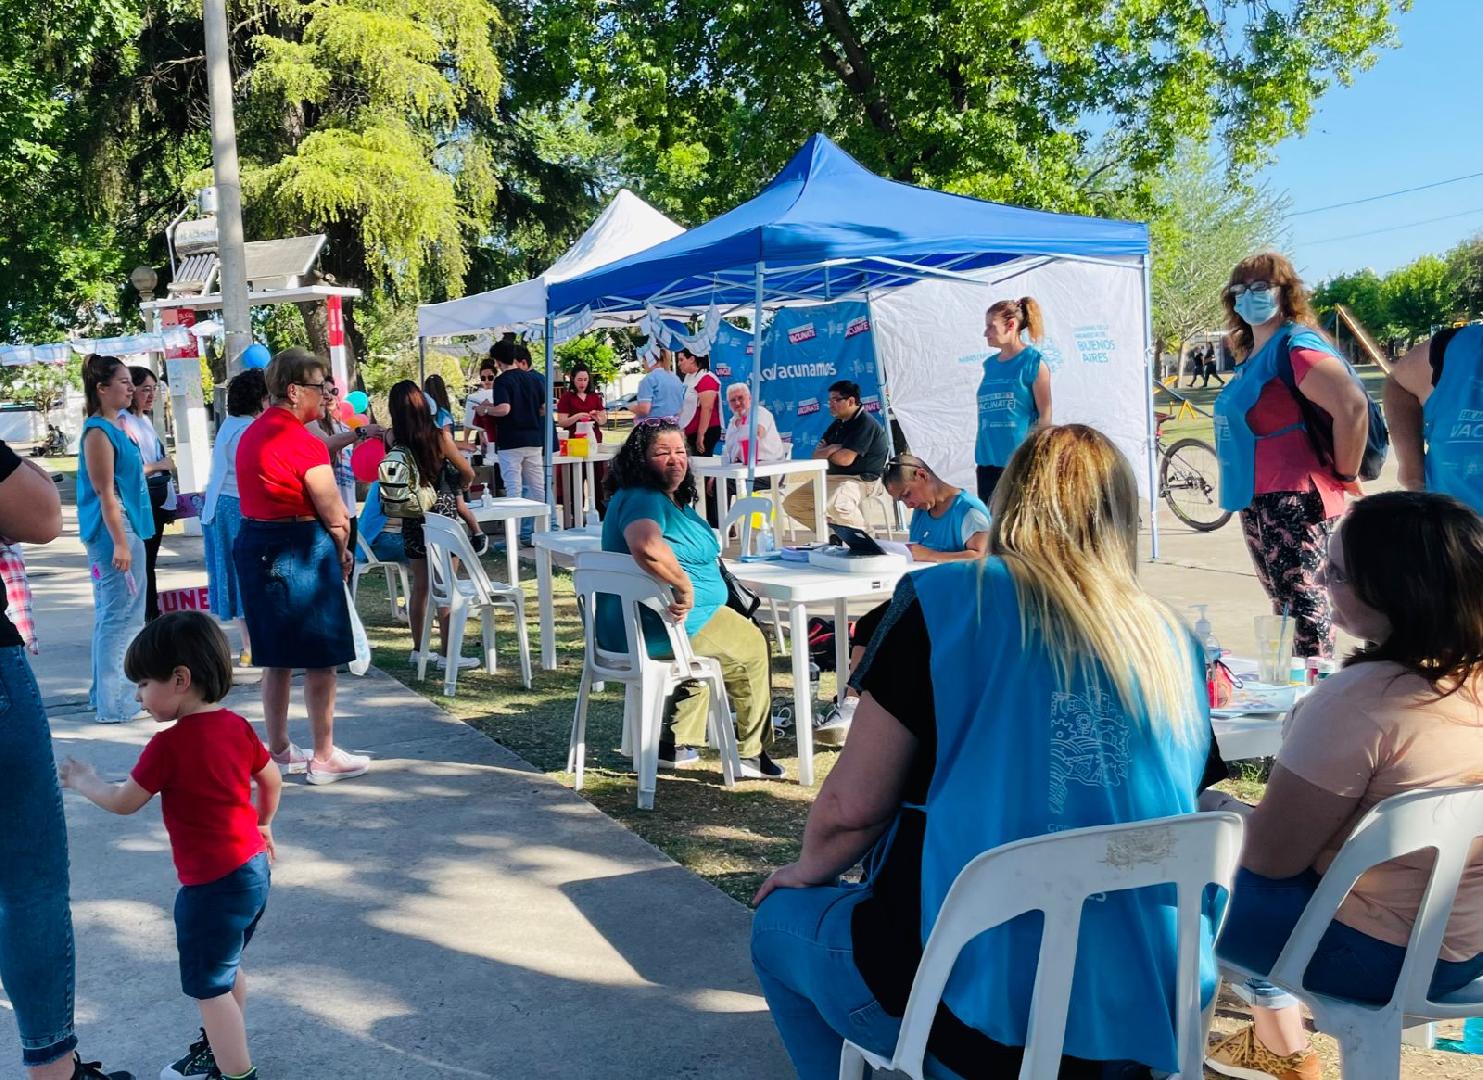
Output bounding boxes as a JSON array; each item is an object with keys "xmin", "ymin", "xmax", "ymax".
[{"xmin": 416, "ymin": 189, "xmax": 685, "ymax": 340}]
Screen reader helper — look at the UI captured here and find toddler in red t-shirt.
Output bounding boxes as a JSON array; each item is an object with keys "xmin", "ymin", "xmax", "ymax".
[{"xmin": 62, "ymin": 612, "xmax": 279, "ymax": 1080}]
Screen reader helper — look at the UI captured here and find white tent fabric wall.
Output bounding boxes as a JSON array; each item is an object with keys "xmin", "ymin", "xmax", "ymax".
[{"xmin": 871, "ymin": 255, "xmax": 1153, "ymax": 499}]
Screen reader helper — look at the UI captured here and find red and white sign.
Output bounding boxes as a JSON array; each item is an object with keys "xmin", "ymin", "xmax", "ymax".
[
  {"xmin": 786, "ymin": 323, "xmax": 817, "ymax": 345},
  {"xmin": 161, "ymin": 308, "xmax": 198, "ymax": 360},
  {"xmin": 326, "ymin": 294, "xmax": 345, "ymax": 348},
  {"xmin": 159, "ymin": 586, "xmax": 211, "ymax": 614}
]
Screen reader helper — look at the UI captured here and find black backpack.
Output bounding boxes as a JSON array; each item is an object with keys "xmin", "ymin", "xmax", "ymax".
[{"xmin": 1276, "ymin": 336, "xmax": 1388, "ymax": 481}]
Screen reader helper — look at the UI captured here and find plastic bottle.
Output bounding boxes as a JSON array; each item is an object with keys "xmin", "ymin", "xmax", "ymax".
[
  {"xmin": 756, "ymin": 513, "xmax": 777, "ymax": 557},
  {"xmin": 1191, "ymin": 605, "xmax": 1220, "ymax": 665},
  {"xmin": 585, "ymin": 506, "xmax": 600, "ymax": 529}
]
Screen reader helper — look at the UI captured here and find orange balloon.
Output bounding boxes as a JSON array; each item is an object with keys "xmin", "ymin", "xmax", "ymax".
[{"xmin": 346, "ymin": 414, "xmax": 366, "ymax": 429}]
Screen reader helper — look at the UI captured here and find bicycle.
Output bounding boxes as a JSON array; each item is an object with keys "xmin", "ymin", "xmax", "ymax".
[{"xmin": 1155, "ymin": 413, "xmax": 1230, "ymax": 532}]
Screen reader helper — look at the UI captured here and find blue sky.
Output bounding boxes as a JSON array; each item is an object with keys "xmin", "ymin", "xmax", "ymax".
[{"xmin": 1265, "ymin": 1, "xmax": 1483, "ymax": 285}]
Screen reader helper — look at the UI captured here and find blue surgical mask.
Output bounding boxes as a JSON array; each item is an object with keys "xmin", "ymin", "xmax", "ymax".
[{"xmin": 1234, "ymin": 289, "xmax": 1280, "ymax": 326}]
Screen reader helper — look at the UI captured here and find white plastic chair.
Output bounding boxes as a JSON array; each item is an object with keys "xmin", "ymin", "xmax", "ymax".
[
  {"xmin": 860, "ymin": 485, "xmax": 901, "ymax": 540},
  {"xmin": 1219, "ymin": 786, "xmax": 1483, "ymax": 1080},
  {"xmin": 352, "ymin": 529, "xmax": 410, "ymax": 623},
  {"xmin": 565, "ymin": 551, "xmax": 741, "ymax": 810},
  {"xmin": 840, "ymin": 812, "xmax": 1245, "ymax": 1080},
  {"xmin": 720, "ymin": 495, "xmax": 788, "ymax": 654},
  {"xmin": 415, "ymin": 512, "xmax": 532, "ymax": 697}
]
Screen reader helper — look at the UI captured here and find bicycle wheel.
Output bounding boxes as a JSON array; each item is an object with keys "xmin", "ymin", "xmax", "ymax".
[{"xmin": 1160, "ymin": 438, "xmax": 1231, "ymax": 532}]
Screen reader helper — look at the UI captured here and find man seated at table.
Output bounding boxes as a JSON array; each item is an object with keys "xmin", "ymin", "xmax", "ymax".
[
  {"xmin": 782, "ymin": 379, "xmax": 887, "ymax": 537},
  {"xmin": 722, "ymin": 383, "xmax": 788, "ymax": 479}
]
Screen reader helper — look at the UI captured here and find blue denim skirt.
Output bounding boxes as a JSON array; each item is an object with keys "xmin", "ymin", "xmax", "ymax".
[{"xmin": 233, "ymin": 518, "xmax": 353, "ymax": 670}]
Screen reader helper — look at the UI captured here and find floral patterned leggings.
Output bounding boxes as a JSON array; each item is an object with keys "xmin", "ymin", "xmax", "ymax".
[{"xmin": 1239, "ymin": 489, "xmax": 1336, "ymax": 660}]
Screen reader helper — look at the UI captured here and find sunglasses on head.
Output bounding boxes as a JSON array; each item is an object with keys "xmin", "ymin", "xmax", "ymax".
[{"xmin": 634, "ymin": 416, "xmax": 678, "ymax": 428}]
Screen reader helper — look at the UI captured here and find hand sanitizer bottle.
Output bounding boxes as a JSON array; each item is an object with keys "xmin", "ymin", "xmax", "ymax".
[
  {"xmin": 1191, "ymin": 604, "xmax": 1220, "ymax": 665},
  {"xmin": 756, "ymin": 513, "xmax": 776, "ymax": 557}
]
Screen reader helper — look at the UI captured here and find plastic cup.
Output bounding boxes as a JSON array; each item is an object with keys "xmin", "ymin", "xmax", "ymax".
[
  {"xmin": 559, "ymin": 438, "xmax": 569, "ymax": 456},
  {"xmin": 1254, "ymin": 615, "xmax": 1295, "ymax": 685}
]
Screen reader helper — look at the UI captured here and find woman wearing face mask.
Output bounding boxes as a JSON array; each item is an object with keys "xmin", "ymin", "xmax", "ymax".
[
  {"xmin": 1212, "ymin": 253, "xmax": 1370, "ymax": 660},
  {"xmin": 974, "ymin": 297, "xmax": 1051, "ymax": 503}
]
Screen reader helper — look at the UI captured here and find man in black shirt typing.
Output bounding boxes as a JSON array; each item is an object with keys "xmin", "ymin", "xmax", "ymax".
[{"xmin": 783, "ymin": 379, "xmax": 888, "ymax": 537}]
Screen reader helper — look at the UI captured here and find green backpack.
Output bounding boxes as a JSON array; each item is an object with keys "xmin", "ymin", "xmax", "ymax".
[{"xmin": 378, "ymin": 446, "xmax": 436, "ymax": 519}]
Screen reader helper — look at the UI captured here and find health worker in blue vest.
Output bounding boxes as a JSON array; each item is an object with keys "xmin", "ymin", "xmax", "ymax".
[
  {"xmin": 1211, "ymin": 253, "xmax": 1369, "ymax": 661},
  {"xmin": 809, "ymin": 453, "xmax": 991, "ymax": 749},
  {"xmin": 77, "ymin": 354, "xmax": 155, "ymax": 725},
  {"xmin": 1384, "ymin": 324, "xmax": 1483, "ymax": 514},
  {"xmin": 974, "ymin": 295, "xmax": 1052, "ymax": 503},
  {"xmin": 751, "ymin": 424, "xmax": 1225, "ymax": 1080}
]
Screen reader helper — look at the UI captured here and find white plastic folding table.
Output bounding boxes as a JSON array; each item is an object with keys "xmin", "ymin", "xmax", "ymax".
[
  {"xmin": 531, "ymin": 526, "xmax": 603, "ymax": 670},
  {"xmin": 690, "ymin": 457, "xmax": 829, "ymax": 540},
  {"xmin": 469, "ymin": 496, "xmax": 551, "ymax": 601}
]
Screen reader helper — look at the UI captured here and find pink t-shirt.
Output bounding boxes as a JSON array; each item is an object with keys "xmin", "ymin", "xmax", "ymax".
[
  {"xmin": 1278, "ymin": 661, "xmax": 1483, "ymax": 960},
  {"xmin": 1245, "ymin": 346, "xmax": 1348, "ymax": 518}
]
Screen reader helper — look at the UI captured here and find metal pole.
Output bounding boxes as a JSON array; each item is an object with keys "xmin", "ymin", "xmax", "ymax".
[
  {"xmin": 203, "ymin": 0, "xmax": 251, "ymax": 377},
  {"xmin": 1140, "ymin": 253, "xmax": 1161, "ymax": 562},
  {"xmin": 544, "ymin": 314, "xmax": 556, "ymax": 526},
  {"xmin": 417, "ymin": 336, "xmax": 427, "ymax": 384},
  {"xmin": 746, "ymin": 264, "xmax": 764, "ymax": 494},
  {"xmin": 864, "ymin": 291, "xmax": 904, "ymax": 530}
]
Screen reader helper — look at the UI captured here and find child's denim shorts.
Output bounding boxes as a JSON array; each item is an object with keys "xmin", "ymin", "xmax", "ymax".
[{"xmin": 174, "ymin": 851, "xmax": 270, "ymax": 999}]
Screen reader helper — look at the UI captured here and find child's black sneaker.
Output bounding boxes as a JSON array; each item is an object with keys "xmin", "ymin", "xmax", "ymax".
[
  {"xmin": 208, "ymin": 1068, "xmax": 258, "ymax": 1080},
  {"xmin": 70, "ymin": 1054, "xmax": 135, "ymax": 1080},
  {"xmin": 161, "ymin": 1029, "xmax": 215, "ymax": 1078}
]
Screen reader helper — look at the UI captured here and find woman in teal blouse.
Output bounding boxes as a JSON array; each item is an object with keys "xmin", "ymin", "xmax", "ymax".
[
  {"xmin": 600, "ymin": 419, "xmax": 780, "ymax": 779},
  {"xmin": 975, "ymin": 296, "xmax": 1052, "ymax": 502}
]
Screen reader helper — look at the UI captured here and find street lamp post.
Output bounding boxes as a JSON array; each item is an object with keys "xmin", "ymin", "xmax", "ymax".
[{"xmin": 202, "ymin": 0, "xmax": 251, "ymax": 377}]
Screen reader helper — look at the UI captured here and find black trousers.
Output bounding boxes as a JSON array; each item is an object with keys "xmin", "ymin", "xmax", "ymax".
[{"xmin": 975, "ymin": 464, "xmax": 1005, "ymax": 505}]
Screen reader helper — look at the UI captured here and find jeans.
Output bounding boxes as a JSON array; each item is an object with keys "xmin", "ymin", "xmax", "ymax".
[
  {"xmin": 496, "ymin": 446, "xmax": 545, "ymax": 539},
  {"xmin": 751, "ymin": 886, "xmax": 902, "ymax": 1080},
  {"xmin": 0, "ymin": 647, "xmax": 77, "ymax": 1067},
  {"xmin": 85, "ymin": 527, "xmax": 147, "ymax": 722},
  {"xmin": 1217, "ymin": 867, "xmax": 1483, "ymax": 1009}
]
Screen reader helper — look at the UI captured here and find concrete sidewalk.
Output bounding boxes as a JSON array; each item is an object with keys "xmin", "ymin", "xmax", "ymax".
[{"xmin": 9, "ymin": 509, "xmax": 789, "ymax": 1078}]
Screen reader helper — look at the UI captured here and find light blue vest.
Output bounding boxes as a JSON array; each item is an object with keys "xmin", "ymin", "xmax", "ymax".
[
  {"xmin": 908, "ymin": 490, "xmax": 990, "ymax": 553},
  {"xmin": 1423, "ymin": 325, "xmax": 1483, "ymax": 514},
  {"xmin": 975, "ymin": 346, "xmax": 1042, "ymax": 467},
  {"xmin": 1212, "ymin": 324, "xmax": 1337, "ymax": 511},
  {"xmin": 913, "ymin": 559, "xmax": 1212, "ymax": 1072},
  {"xmin": 76, "ymin": 416, "xmax": 155, "ymax": 547}
]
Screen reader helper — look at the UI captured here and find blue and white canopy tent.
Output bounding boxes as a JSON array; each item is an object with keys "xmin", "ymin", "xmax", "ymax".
[{"xmin": 547, "ymin": 133, "xmax": 1167, "ymax": 553}]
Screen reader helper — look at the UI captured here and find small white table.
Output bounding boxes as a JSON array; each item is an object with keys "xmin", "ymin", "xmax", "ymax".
[
  {"xmin": 469, "ymin": 496, "xmax": 552, "ymax": 599},
  {"xmin": 1210, "ymin": 658, "xmax": 1305, "ymax": 761},
  {"xmin": 724, "ymin": 557, "xmax": 915, "ymax": 786},
  {"xmin": 531, "ymin": 526, "xmax": 603, "ymax": 670},
  {"xmin": 551, "ymin": 446, "xmax": 615, "ymax": 529},
  {"xmin": 690, "ymin": 457, "xmax": 829, "ymax": 540}
]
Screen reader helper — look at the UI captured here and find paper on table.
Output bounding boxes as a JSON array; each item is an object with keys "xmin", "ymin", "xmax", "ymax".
[{"xmin": 876, "ymin": 539, "xmax": 914, "ymax": 561}]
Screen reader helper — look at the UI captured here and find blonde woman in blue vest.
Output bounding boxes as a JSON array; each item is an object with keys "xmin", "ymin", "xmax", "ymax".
[
  {"xmin": 974, "ymin": 296, "xmax": 1051, "ymax": 503},
  {"xmin": 751, "ymin": 424, "xmax": 1220, "ymax": 1080},
  {"xmin": 1212, "ymin": 253, "xmax": 1369, "ymax": 660}
]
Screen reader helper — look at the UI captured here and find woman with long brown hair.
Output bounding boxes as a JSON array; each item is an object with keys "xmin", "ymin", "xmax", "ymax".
[
  {"xmin": 1209, "ymin": 491, "xmax": 1483, "ymax": 1078},
  {"xmin": 121, "ymin": 366, "xmax": 175, "ymax": 621},
  {"xmin": 78, "ymin": 354, "xmax": 153, "ymax": 724},
  {"xmin": 753, "ymin": 425, "xmax": 1217, "ymax": 1080},
  {"xmin": 974, "ymin": 296, "xmax": 1051, "ymax": 502},
  {"xmin": 387, "ymin": 381, "xmax": 476, "ymax": 667},
  {"xmin": 1212, "ymin": 252, "xmax": 1370, "ymax": 660}
]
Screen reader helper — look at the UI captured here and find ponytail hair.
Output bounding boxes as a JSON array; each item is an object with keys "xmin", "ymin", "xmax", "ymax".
[
  {"xmin": 83, "ymin": 355, "xmax": 127, "ymax": 417},
  {"xmin": 988, "ymin": 296, "xmax": 1045, "ymax": 344}
]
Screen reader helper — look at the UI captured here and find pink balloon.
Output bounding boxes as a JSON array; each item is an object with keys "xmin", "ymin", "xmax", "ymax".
[
  {"xmin": 351, "ymin": 438, "xmax": 386, "ymax": 483},
  {"xmin": 337, "ymin": 399, "xmax": 356, "ymax": 421}
]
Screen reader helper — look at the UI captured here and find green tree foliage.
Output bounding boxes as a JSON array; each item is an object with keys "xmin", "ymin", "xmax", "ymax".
[
  {"xmin": 516, "ymin": 0, "xmax": 1406, "ymax": 221},
  {"xmin": 1311, "ymin": 267, "xmax": 1390, "ymax": 338},
  {"xmin": 1380, "ymin": 254, "xmax": 1458, "ymax": 344},
  {"xmin": 1446, "ymin": 233, "xmax": 1483, "ymax": 320},
  {"xmin": 555, "ymin": 333, "xmax": 621, "ymax": 388},
  {"xmin": 1148, "ymin": 146, "xmax": 1287, "ymax": 358}
]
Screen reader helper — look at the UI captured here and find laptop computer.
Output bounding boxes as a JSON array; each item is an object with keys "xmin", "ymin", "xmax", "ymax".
[{"xmin": 826, "ymin": 522, "xmax": 888, "ymax": 557}]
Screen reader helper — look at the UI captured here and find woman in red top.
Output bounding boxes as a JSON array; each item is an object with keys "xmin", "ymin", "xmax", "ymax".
[
  {"xmin": 233, "ymin": 348, "xmax": 369, "ymax": 785},
  {"xmin": 678, "ymin": 349, "xmax": 722, "ymax": 455},
  {"xmin": 555, "ymin": 364, "xmax": 607, "ymax": 441},
  {"xmin": 1215, "ymin": 253, "xmax": 1370, "ymax": 658}
]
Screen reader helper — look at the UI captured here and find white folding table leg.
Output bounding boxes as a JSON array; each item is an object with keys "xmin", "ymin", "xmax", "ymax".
[
  {"xmin": 812, "ymin": 471, "xmax": 826, "ymax": 541},
  {"xmin": 834, "ymin": 598, "xmax": 851, "ymax": 706},
  {"xmin": 504, "ymin": 519, "xmax": 518, "ymax": 586},
  {"xmin": 790, "ymin": 602, "xmax": 814, "ymax": 787},
  {"xmin": 536, "ymin": 546, "xmax": 556, "ymax": 671}
]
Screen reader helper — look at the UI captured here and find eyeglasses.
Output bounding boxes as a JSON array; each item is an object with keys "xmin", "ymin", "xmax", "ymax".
[
  {"xmin": 480, "ymin": 375, "xmax": 495, "ymax": 383},
  {"xmin": 294, "ymin": 381, "xmax": 329, "ymax": 395},
  {"xmin": 1226, "ymin": 280, "xmax": 1273, "ymax": 299},
  {"xmin": 635, "ymin": 416, "xmax": 678, "ymax": 428},
  {"xmin": 326, "ymin": 385, "xmax": 341, "ymax": 396}
]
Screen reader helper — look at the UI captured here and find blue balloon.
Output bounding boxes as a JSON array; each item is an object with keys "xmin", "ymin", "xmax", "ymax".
[
  {"xmin": 346, "ymin": 390, "xmax": 369, "ymax": 413},
  {"xmin": 241, "ymin": 343, "xmax": 271, "ymax": 370}
]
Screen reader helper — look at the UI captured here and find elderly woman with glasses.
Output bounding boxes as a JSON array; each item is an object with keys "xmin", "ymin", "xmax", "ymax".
[
  {"xmin": 1213, "ymin": 252, "xmax": 1370, "ymax": 659},
  {"xmin": 600, "ymin": 418, "xmax": 781, "ymax": 779},
  {"xmin": 233, "ymin": 348, "xmax": 369, "ymax": 786}
]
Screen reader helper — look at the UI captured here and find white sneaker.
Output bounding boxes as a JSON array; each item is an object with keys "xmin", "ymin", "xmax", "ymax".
[
  {"xmin": 271, "ymin": 742, "xmax": 312, "ymax": 776},
  {"xmin": 305, "ymin": 748, "xmax": 371, "ymax": 786},
  {"xmin": 435, "ymin": 654, "xmax": 481, "ymax": 670},
  {"xmin": 814, "ymin": 698, "xmax": 858, "ymax": 746}
]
